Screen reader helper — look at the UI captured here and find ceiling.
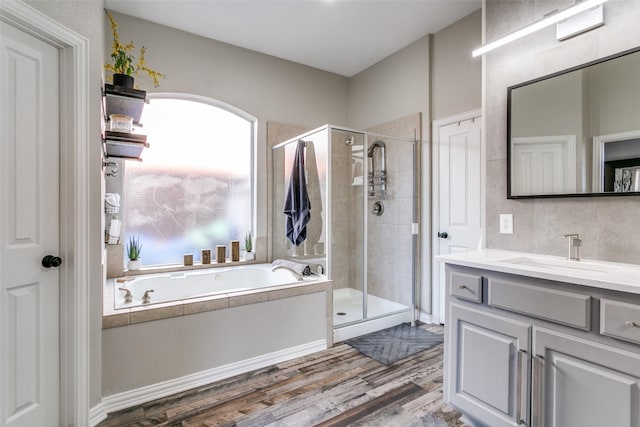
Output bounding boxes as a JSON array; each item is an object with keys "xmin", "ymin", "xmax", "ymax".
[{"xmin": 105, "ymin": 0, "xmax": 481, "ymax": 77}]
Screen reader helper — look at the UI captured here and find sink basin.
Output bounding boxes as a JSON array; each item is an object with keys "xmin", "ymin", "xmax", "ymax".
[{"xmin": 501, "ymin": 256, "xmax": 617, "ymax": 274}]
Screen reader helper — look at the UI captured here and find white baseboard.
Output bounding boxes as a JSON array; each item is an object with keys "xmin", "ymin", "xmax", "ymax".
[
  {"xmin": 89, "ymin": 402, "xmax": 107, "ymax": 427},
  {"xmin": 419, "ymin": 311, "xmax": 439, "ymax": 325},
  {"xmin": 97, "ymin": 339, "xmax": 326, "ymax": 422}
]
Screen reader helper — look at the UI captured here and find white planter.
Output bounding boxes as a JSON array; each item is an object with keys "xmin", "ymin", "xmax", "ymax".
[
  {"xmin": 245, "ymin": 252, "xmax": 255, "ymax": 261},
  {"xmin": 128, "ymin": 259, "xmax": 141, "ymax": 271}
]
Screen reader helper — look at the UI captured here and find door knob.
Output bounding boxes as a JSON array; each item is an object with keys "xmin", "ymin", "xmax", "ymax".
[
  {"xmin": 42, "ymin": 255, "xmax": 63, "ymax": 268},
  {"xmin": 437, "ymin": 232, "xmax": 448, "ymax": 239}
]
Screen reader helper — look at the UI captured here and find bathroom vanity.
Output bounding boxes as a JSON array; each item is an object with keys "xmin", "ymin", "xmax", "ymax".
[{"xmin": 439, "ymin": 249, "xmax": 640, "ymax": 427}]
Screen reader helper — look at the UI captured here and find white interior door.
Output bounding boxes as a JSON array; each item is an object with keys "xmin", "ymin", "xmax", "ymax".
[
  {"xmin": 1, "ymin": 22, "xmax": 60, "ymax": 427},
  {"xmin": 432, "ymin": 113, "xmax": 482, "ymax": 324}
]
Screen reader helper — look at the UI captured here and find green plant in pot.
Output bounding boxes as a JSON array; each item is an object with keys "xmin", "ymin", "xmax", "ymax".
[
  {"xmin": 244, "ymin": 231, "xmax": 255, "ymax": 261},
  {"xmin": 104, "ymin": 9, "xmax": 165, "ymax": 88},
  {"xmin": 126, "ymin": 235, "xmax": 142, "ymax": 271}
]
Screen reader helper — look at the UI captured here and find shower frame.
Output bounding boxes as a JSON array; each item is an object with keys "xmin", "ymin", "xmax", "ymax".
[{"xmin": 271, "ymin": 124, "xmax": 418, "ymax": 338}]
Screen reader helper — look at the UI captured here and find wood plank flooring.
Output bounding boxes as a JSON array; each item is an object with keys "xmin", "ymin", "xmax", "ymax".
[{"xmin": 97, "ymin": 325, "xmax": 466, "ymax": 427}]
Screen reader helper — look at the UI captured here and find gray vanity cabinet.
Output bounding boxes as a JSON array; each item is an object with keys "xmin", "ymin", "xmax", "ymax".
[
  {"xmin": 447, "ymin": 303, "xmax": 530, "ymax": 427},
  {"xmin": 445, "ymin": 264, "xmax": 640, "ymax": 427},
  {"xmin": 532, "ymin": 327, "xmax": 640, "ymax": 427}
]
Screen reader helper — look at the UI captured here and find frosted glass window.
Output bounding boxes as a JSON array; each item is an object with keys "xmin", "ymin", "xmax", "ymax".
[{"xmin": 123, "ymin": 97, "xmax": 254, "ymax": 266}]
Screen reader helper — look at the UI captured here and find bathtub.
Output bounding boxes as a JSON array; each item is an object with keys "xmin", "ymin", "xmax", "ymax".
[
  {"xmin": 102, "ymin": 264, "xmax": 332, "ymax": 406},
  {"xmin": 113, "ymin": 263, "xmax": 322, "ymax": 309}
]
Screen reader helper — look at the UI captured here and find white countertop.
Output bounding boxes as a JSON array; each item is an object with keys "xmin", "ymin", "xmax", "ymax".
[{"xmin": 436, "ymin": 249, "xmax": 640, "ymax": 295}]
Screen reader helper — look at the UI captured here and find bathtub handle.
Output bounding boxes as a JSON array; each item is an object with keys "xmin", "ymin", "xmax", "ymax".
[
  {"xmin": 118, "ymin": 287, "xmax": 133, "ymax": 304},
  {"xmin": 142, "ymin": 289, "xmax": 154, "ymax": 304}
]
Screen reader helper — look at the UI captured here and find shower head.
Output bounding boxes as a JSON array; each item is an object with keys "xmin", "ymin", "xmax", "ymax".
[{"xmin": 367, "ymin": 140, "xmax": 386, "ymax": 157}]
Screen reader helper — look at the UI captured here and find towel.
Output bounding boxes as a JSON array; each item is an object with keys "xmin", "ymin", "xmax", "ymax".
[
  {"xmin": 272, "ymin": 259, "xmax": 312, "ymax": 276},
  {"xmin": 105, "ymin": 192, "xmax": 120, "ymax": 214},
  {"xmin": 283, "ymin": 140, "xmax": 311, "ymax": 246}
]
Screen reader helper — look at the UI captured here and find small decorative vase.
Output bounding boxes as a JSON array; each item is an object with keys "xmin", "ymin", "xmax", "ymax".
[
  {"xmin": 245, "ymin": 251, "xmax": 255, "ymax": 261},
  {"xmin": 128, "ymin": 259, "xmax": 141, "ymax": 271},
  {"xmin": 113, "ymin": 73, "xmax": 134, "ymax": 88}
]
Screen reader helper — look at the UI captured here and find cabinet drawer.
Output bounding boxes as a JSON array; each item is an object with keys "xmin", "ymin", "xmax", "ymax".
[
  {"xmin": 488, "ymin": 278, "xmax": 591, "ymax": 330},
  {"xmin": 600, "ymin": 299, "xmax": 640, "ymax": 345},
  {"xmin": 449, "ymin": 271, "xmax": 482, "ymax": 303}
]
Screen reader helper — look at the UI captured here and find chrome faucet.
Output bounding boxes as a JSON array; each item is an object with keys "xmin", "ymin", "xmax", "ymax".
[
  {"xmin": 142, "ymin": 289, "xmax": 154, "ymax": 304},
  {"xmin": 272, "ymin": 266, "xmax": 304, "ymax": 281},
  {"xmin": 563, "ymin": 234, "xmax": 581, "ymax": 261}
]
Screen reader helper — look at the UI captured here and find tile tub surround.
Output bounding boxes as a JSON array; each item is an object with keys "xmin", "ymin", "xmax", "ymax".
[
  {"xmin": 437, "ymin": 249, "xmax": 640, "ymax": 294},
  {"xmin": 103, "ymin": 275, "xmax": 333, "ymax": 329}
]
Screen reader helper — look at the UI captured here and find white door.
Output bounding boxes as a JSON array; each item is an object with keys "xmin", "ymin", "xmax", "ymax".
[
  {"xmin": 1, "ymin": 22, "xmax": 60, "ymax": 427},
  {"xmin": 432, "ymin": 113, "xmax": 482, "ymax": 324}
]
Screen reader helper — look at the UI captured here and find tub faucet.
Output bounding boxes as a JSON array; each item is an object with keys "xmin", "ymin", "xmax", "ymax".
[
  {"xmin": 142, "ymin": 289, "xmax": 154, "ymax": 304},
  {"xmin": 563, "ymin": 234, "xmax": 581, "ymax": 261},
  {"xmin": 272, "ymin": 266, "xmax": 304, "ymax": 281},
  {"xmin": 118, "ymin": 287, "xmax": 133, "ymax": 304}
]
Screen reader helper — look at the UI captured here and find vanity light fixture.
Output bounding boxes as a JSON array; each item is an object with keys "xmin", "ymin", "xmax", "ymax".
[{"xmin": 472, "ymin": 0, "xmax": 608, "ymax": 57}]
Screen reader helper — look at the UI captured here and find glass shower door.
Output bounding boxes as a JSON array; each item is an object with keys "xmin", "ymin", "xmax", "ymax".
[
  {"xmin": 330, "ymin": 128, "xmax": 366, "ymax": 327},
  {"xmin": 363, "ymin": 133, "xmax": 416, "ymax": 321}
]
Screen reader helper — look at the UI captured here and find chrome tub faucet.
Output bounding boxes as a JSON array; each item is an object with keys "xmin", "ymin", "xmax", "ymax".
[{"xmin": 272, "ymin": 266, "xmax": 304, "ymax": 281}]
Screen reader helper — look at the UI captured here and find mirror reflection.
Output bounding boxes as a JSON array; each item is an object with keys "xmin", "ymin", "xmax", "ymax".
[{"xmin": 508, "ymin": 47, "xmax": 640, "ymax": 198}]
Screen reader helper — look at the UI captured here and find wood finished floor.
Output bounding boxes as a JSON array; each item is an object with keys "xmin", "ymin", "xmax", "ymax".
[{"xmin": 98, "ymin": 325, "xmax": 466, "ymax": 427}]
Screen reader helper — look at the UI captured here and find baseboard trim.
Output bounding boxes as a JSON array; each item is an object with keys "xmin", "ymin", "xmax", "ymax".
[
  {"xmin": 99, "ymin": 339, "xmax": 326, "ymax": 418},
  {"xmin": 419, "ymin": 312, "xmax": 438, "ymax": 325},
  {"xmin": 88, "ymin": 402, "xmax": 107, "ymax": 427}
]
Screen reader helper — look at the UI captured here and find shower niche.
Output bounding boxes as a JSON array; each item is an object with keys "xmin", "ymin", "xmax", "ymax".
[{"xmin": 272, "ymin": 124, "xmax": 417, "ymax": 342}]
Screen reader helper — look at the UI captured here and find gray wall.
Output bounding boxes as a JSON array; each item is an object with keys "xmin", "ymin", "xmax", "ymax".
[
  {"xmin": 24, "ymin": 0, "xmax": 106, "ymax": 408},
  {"xmin": 431, "ymin": 9, "xmax": 482, "ymax": 121},
  {"xmin": 348, "ymin": 35, "xmax": 430, "ymax": 136},
  {"xmin": 485, "ymin": 0, "xmax": 640, "ymax": 263}
]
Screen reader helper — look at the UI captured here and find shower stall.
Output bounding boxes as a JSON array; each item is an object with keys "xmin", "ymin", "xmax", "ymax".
[{"xmin": 271, "ymin": 124, "xmax": 417, "ymax": 342}]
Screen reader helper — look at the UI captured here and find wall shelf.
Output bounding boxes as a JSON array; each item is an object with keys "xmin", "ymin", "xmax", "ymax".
[{"xmin": 102, "ymin": 84, "xmax": 149, "ymax": 162}]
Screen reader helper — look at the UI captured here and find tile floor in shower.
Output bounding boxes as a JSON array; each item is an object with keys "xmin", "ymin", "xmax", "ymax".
[{"xmin": 333, "ymin": 287, "xmax": 409, "ymax": 326}]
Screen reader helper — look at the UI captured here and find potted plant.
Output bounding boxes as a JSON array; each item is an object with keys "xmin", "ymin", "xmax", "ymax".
[
  {"xmin": 244, "ymin": 231, "xmax": 255, "ymax": 261},
  {"xmin": 126, "ymin": 235, "xmax": 142, "ymax": 271},
  {"xmin": 104, "ymin": 9, "xmax": 165, "ymax": 88}
]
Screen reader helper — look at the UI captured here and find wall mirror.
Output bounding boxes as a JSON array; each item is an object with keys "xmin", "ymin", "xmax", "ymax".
[{"xmin": 507, "ymin": 46, "xmax": 640, "ymax": 198}]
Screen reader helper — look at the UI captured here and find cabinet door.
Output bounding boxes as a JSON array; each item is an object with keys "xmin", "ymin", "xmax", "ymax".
[
  {"xmin": 533, "ymin": 327, "xmax": 640, "ymax": 427},
  {"xmin": 446, "ymin": 303, "xmax": 530, "ymax": 427}
]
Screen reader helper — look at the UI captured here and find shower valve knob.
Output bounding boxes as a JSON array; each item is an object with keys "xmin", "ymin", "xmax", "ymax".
[{"xmin": 437, "ymin": 232, "xmax": 448, "ymax": 239}]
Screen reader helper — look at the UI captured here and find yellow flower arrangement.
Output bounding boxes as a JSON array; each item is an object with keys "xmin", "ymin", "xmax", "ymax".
[{"xmin": 104, "ymin": 9, "xmax": 165, "ymax": 88}]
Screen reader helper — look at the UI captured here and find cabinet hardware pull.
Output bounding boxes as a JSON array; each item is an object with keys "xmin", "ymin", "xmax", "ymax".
[
  {"xmin": 459, "ymin": 285, "xmax": 467, "ymax": 289},
  {"xmin": 517, "ymin": 349, "xmax": 527, "ymax": 425},
  {"xmin": 625, "ymin": 321, "xmax": 636, "ymax": 327},
  {"xmin": 532, "ymin": 354, "xmax": 544, "ymax": 427}
]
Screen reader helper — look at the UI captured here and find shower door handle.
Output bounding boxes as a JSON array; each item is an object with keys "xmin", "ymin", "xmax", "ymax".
[{"xmin": 437, "ymin": 232, "xmax": 448, "ymax": 239}]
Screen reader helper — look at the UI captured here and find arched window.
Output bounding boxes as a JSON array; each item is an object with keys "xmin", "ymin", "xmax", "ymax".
[{"xmin": 123, "ymin": 94, "xmax": 255, "ymax": 266}]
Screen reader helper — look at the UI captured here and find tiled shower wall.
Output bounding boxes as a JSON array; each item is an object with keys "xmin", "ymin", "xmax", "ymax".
[{"xmin": 485, "ymin": 0, "xmax": 640, "ymax": 263}]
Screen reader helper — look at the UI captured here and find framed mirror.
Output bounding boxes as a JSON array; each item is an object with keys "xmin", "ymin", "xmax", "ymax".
[{"xmin": 507, "ymin": 46, "xmax": 640, "ymax": 198}]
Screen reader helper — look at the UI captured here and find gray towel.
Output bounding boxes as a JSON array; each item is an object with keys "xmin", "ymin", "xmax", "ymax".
[
  {"xmin": 283, "ymin": 140, "xmax": 311, "ymax": 246},
  {"xmin": 272, "ymin": 259, "xmax": 312, "ymax": 276}
]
